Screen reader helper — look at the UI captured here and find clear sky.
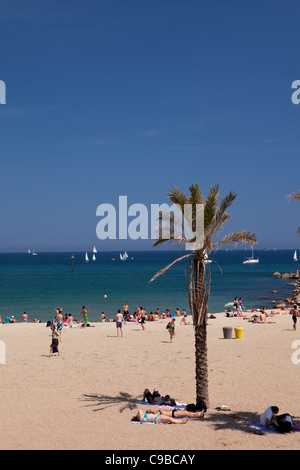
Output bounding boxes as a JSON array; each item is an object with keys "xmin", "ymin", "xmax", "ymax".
[{"xmin": 1, "ymin": 0, "xmax": 300, "ymax": 252}]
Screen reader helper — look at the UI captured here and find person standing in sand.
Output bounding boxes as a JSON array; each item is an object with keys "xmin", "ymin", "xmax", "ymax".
[
  {"xmin": 140, "ymin": 307, "xmax": 146, "ymax": 330},
  {"xmin": 80, "ymin": 306, "xmax": 90, "ymax": 327},
  {"xmin": 49, "ymin": 324, "xmax": 60, "ymax": 356},
  {"xmin": 166, "ymin": 318, "xmax": 175, "ymax": 342},
  {"xmin": 123, "ymin": 302, "xmax": 129, "ymax": 318},
  {"xmin": 290, "ymin": 304, "xmax": 299, "ymax": 330},
  {"xmin": 116, "ymin": 309, "xmax": 124, "ymax": 337},
  {"xmin": 54, "ymin": 307, "xmax": 63, "ymax": 341}
]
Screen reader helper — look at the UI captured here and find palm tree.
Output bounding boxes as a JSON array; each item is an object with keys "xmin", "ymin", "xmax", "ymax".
[
  {"xmin": 288, "ymin": 191, "xmax": 300, "ymax": 235},
  {"xmin": 150, "ymin": 184, "xmax": 257, "ymax": 406}
]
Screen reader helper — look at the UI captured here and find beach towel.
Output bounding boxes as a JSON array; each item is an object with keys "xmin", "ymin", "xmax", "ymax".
[
  {"xmin": 214, "ymin": 405, "xmax": 231, "ymax": 411},
  {"xmin": 245, "ymin": 422, "xmax": 277, "ymax": 434}
]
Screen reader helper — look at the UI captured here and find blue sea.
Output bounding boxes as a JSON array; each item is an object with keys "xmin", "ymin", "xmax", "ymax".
[{"xmin": 0, "ymin": 250, "xmax": 298, "ymax": 323}]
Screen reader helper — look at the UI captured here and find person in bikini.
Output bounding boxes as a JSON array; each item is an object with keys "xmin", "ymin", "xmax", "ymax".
[
  {"xmin": 131, "ymin": 409, "xmax": 189, "ymax": 424},
  {"xmin": 146, "ymin": 408, "xmax": 204, "ymax": 419}
]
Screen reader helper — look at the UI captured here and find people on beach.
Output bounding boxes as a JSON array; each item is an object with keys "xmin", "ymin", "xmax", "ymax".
[
  {"xmin": 238, "ymin": 298, "xmax": 244, "ymax": 315},
  {"xmin": 123, "ymin": 302, "xmax": 129, "ymax": 316},
  {"xmin": 22, "ymin": 312, "xmax": 28, "ymax": 322},
  {"xmin": 180, "ymin": 313, "xmax": 188, "ymax": 325},
  {"xmin": 143, "ymin": 388, "xmax": 177, "ymax": 406},
  {"xmin": 259, "ymin": 306, "xmax": 267, "ymax": 322},
  {"xmin": 145, "ymin": 408, "xmax": 204, "ymax": 419},
  {"xmin": 80, "ymin": 306, "xmax": 90, "ymax": 327},
  {"xmin": 116, "ymin": 309, "xmax": 124, "ymax": 337},
  {"xmin": 100, "ymin": 312, "xmax": 106, "ymax": 322},
  {"xmin": 166, "ymin": 318, "xmax": 175, "ymax": 342},
  {"xmin": 140, "ymin": 307, "xmax": 146, "ymax": 330},
  {"xmin": 260, "ymin": 405, "xmax": 279, "ymax": 429},
  {"xmin": 290, "ymin": 304, "xmax": 299, "ymax": 330},
  {"xmin": 55, "ymin": 308, "xmax": 63, "ymax": 340},
  {"xmin": 131, "ymin": 409, "xmax": 189, "ymax": 424},
  {"xmin": 260, "ymin": 405, "xmax": 298, "ymax": 433},
  {"xmin": 49, "ymin": 324, "xmax": 60, "ymax": 356}
]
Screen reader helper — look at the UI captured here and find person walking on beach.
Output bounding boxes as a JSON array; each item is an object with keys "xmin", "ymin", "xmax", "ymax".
[
  {"xmin": 49, "ymin": 324, "xmax": 60, "ymax": 356},
  {"xmin": 166, "ymin": 318, "xmax": 175, "ymax": 342},
  {"xmin": 55, "ymin": 307, "xmax": 63, "ymax": 340},
  {"xmin": 140, "ymin": 307, "xmax": 146, "ymax": 330},
  {"xmin": 116, "ymin": 309, "xmax": 124, "ymax": 337},
  {"xmin": 233, "ymin": 297, "xmax": 238, "ymax": 314},
  {"xmin": 290, "ymin": 304, "xmax": 299, "ymax": 330},
  {"xmin": 80, "ymin": 306, "xmax": 90, "ymax": 327}
]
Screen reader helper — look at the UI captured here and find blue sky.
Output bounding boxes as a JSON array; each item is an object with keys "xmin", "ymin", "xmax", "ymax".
[{"xmin": 1, "ymin": 0, "xmax": 300, "ymax": 252}]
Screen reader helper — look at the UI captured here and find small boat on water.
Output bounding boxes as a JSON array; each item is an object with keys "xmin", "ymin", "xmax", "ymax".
[
  {"xmin": 93, "ymin": 246, "xmax": 97, "ymax": 254},
  {"xmin": 204, "ymin": 250, "xmax": 212, "ymax": 264},
  {"xmin": 85, "ymin": 252, "xmax": 89, "ymax": 262},
  {"xmin": 92, "ymin": 254, "xmax": 96, "ymax": 261},
  {"xmin": 294, "ymin": 250, "xmax": 298, "ymax": 262},
  {"xmin": 243, "ymin": 246, "xmax": 259, "ymax": 264}
]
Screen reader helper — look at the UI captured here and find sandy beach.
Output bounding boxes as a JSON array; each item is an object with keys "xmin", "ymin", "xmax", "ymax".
[{"xmin": 0, "ymin": 311, "xmax": 299, "ymax": 451}]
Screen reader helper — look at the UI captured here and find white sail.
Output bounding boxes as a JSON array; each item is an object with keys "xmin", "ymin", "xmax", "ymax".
[
  {"xmin": 93, "ymin": 246, "xmax": 97, "ymax": 254},
  {"xmin": 204, "ymin": 250, "xmax": 212, "ymax": 264},
  {"xmin": 93, "ymin": 254, "xmax": 96, "ymax": 261},
  {"xmin": 294, "ymin": 250, "xmax": 298, "ymax": 261},
  {"xmin": 85, "ymin": 252, "xmax": 89, "ymax": 262},
  {"xmin": 123, "ymin": 252, "xmax": 128, "ymax": 259},
  {"xmin": 120, "ymin": 253, "xmax": 124, "ymax": 261},
  {"xmin": 27, "ymin": 249, "xmax": 31, "ymax": 254},
  {"xmin": 243, "ymin": 246, "xmax": 259, "ymax": 264}
]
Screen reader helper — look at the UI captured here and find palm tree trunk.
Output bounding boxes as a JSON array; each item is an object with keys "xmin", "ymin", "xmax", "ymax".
[
  {"xmin": 187, "ymin": 255, "xmax": 210, "ymax": 407},
  {"xmin": 194, "ymin": 311, "xmax": 209, "ymax": 406}
]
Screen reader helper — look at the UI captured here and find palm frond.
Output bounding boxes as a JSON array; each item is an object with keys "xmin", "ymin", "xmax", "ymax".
[
  {"xmin": 188, "ymin": 183, "xmax": 204, "ymax": 205},
  {"xmin": 288, "ymin": 191, "xmax": 300, "ymax": 201},
  {"xmin": 204, "ymin": 185, "xmax": 219, "ymax": 231},
  {"xmin": 212, "ymin": 231, "xmax": 257, "ymax": 250},
  {"xmin": 167, "ymin": 187, "xmax": 188, "ymax": 212},
  {"xmin": 149, "ymin": 253, "xmax": 193, "ymax": 283}
]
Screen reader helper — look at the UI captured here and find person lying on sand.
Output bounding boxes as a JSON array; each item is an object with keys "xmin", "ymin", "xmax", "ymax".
[
  {"xmin": 143, "ymin": 388, "xmax": 177, "ymax": 406},
  {"xmin": 131, "ymin": 409, "xmax": 189, "ymax": 424},
  {"xmin": 146, "ymin": 408, "xmax": 204, "ymax": 419}
]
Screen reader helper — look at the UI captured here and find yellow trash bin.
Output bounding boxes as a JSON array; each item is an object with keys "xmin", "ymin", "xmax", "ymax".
[{"xmin": 234, "ymin": 327, "xmax": 244, "ymax": 339}]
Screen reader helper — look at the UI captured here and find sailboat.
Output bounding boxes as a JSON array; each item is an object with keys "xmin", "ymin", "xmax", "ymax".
[
  {"xmin": 204, "ymin": 250, "xmax": 212, "ymax": 264},
  {"xmin": 92, "ymin": 253, "xmax": 96, "ymax": 261},
  {"xmin": 27, "ymin": 249, "xmax": 31, "ymax": 254},
  {"xmin": 85, "ymin": 252, "xmax": 89, "ymax": 262},
  {"xmin": 294, "ymin": 250, "xmax": 298, "ymax": 262},
  {"xmin": 243, "ymin": 246, "xmax": 259, "ymax": 264},
  {"xmin": 93, "ymin": 246, "xmax": 97, "ymax": 254},
  {"xmin": 120, "ymin": 253, "xmax": 124, "ymax": 261}
]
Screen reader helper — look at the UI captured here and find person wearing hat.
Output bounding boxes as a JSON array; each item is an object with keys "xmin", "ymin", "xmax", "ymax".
[{"xmin": 9, "ymin": 316, "xmax": 16, "ymax": 323}]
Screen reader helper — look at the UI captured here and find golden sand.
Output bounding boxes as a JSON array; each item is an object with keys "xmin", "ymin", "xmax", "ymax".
[{"xmin": 0, "ymin": 311, "xmax": 299, "ymax": 450}]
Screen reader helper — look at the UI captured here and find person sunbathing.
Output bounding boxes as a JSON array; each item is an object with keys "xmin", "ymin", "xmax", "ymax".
[
  {"xmin": 131, "ymin": 409, "xmax": 189, "ymax": 424},
  {"xmin": 143, "ymin": 388, "xmax": 177, "ymax": 406},
  {"xmin": 147, "ymin": 408, "xmax": 204, "ymax": 419}
]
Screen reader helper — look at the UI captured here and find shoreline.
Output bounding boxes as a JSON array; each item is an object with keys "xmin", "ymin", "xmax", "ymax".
[{"xmin": 1, "ymin": 310, "xmax": 299, "ymax": 450}]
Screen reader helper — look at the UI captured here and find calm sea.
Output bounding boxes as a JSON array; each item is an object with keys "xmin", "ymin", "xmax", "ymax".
[{"xmin": 0, "ymin": 250, "xmax": 298, "ymax": 323}]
